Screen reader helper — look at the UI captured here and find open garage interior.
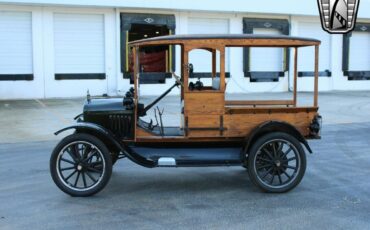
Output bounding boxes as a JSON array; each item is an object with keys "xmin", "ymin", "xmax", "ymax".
[
  {"xmin": 0, "ymin": 3, "xmax": 369, "ymax": 99},
  {"xmin": 128, "ymin": 24, "xmax": 171, "ymax": 82},
  {"xmin": 120, "ymin": 13, "xmax": 175, "ymax": 84}
]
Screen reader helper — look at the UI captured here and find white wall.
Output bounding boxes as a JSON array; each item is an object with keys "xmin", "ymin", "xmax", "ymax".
[
  {"xmin": 291, "ymin": 17, "xmax": 333, "ymax": 92},
  {"xmin": 0, "ymin": 4, "xmax": 370, "ymax": 99},
  {"xmin": 225, "ymin": 13, "xmax": 290, "ymax": 94},
  {"xmin": 291, "ymin": 16, "xmax": 370, "ymax": 92},
  {"xmin": 1, "ymin": 0, "xmax": 370, "ymax": 19}
]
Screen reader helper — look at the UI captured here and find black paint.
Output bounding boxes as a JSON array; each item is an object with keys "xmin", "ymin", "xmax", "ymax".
[
  {"xmin": 0, "ymin": 74, "xmax": 33, "ymax": 81},
  {"xmin": 55, "ymin": 73, "xmax": 106, "ymax": 80}
]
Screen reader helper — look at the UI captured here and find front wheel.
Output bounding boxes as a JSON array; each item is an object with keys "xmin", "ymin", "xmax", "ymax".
[
  {"xmin": 247, "ymin": 132, "xmax": 306, "ymax": 193},
  {"xmin": 111, "ymin": 151, "xmax": 119, "ymax": 165},
  {"xmin": 50, "ymin": 133, "xmax": 112, "ymax": 197}
]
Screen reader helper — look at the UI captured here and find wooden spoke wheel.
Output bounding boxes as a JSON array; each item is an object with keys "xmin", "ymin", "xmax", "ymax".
[
  {"xmin": 50, "ymin": 133, "xmax": 112, "ymax": 197},
  {"xmin": 247, "ymin": 132, "xmax": 306, "ymax": 193}
]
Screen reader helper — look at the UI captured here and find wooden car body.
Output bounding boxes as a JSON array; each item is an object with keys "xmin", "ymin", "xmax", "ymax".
[
  {"xmin": 50, "ymin": 34, "xmax": 322, "ymax": 196},
  {"xmin": 129, "ymin": 34, "xmax": 321, "ymax": 144}
]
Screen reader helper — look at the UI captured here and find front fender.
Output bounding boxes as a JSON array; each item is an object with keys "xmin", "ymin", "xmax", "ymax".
[
  {"xmin": 55, "ymin": 122, "xmax": 111, "ymax": 136},
  {"xmin": 55, "ymin": 122, "xmax": 156, "ymax": 168}
]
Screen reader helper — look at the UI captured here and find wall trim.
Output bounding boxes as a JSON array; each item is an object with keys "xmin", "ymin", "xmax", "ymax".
[
  {"xmin": 189, "ymin": 72, "xmax": 231, "ymax": 78},
  {"xmin": 245, "ymin": 71, "xmax": 285, "ymax": 82},
  {"xmin": 55, "ymin": 73, "xmax": 106, "ymax": 80},
  {"xmin": 298, "ymin": 70, "xmax": 331, "ymax": 77},
  {"xmin": 0, "ymin": 74, "xmax": 34, "ymax": 81},
  {"xmin": 127, "ymin": 72, "xmax": 169, "ymax": 84}
]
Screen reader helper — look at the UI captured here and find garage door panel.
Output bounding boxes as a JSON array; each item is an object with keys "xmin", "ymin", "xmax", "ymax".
[
  {"xmin": 297, "ymin": 22, "xmax": 330, "ymax": 71},
  {"xmin": 349, "ymin": 32, "xmax": 370, "ymax": 70},
  {"xmin": 45, "ymin": 12, "xmax": 107, "ymax": 97},
  {"xmin": 0, "ymin": 11, "xmax": 32, "ymax": 74},
  {"xmin": 188, "ymin": 18, "xmax": 229, "ymax": 73},
  {"xmin": 250, "ymin": 28, "xmax": 284, "ymax": 71},
  {"xmin": 54, "ymin": 13, "xmax": 105, "ymax": 74}
]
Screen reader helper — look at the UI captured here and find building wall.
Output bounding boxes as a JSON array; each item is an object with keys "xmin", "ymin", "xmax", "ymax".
[{"xmin": 0, "ymin": 4, "xmax": 369, "ymax": 99}]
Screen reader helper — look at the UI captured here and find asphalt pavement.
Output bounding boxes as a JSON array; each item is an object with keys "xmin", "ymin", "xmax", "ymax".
[{"xmin": 0, "ymin": 91, "xmax": 370, "ymax": 229}]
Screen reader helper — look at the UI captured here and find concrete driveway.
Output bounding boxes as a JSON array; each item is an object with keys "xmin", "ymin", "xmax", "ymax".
[{"xmin": 0, "ymin": 91, "xmax": 370, "ymax": 229}]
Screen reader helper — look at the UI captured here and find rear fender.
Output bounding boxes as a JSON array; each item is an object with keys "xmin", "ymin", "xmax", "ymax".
[{"xmin": 242, "ymin": 121, "xmax": 312, "ymax": 159}]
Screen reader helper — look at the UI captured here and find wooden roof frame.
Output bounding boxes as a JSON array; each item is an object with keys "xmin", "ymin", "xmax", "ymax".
[
  {"xmin": 129, "ymin": 34, "xmax": 321, "ymax": 47},
  {"xmin": 130, "ymin": 34, "xmax": 321, "ymax": 107}
]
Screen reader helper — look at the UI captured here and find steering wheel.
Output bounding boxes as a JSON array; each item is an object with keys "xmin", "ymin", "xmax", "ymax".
[{"xmin": 171, "ymin": 72, "xmax": 184, "ymax": 87}]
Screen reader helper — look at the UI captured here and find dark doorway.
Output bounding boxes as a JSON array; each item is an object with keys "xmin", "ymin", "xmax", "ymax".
[
  {"xmin": 128, "ymin": 23, "xmax": 169, "ymax": 41},
  {"xmin": 120, "ymin": 13, "xmax": 176, "ymax": 84},
  {"xmin": 128, "ymin": 24, "xmax": 170, "ymax": 75}
]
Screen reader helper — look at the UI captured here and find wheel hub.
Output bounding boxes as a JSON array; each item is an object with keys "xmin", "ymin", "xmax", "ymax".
[
  {"xmin": 274, "ymin": 160, "xmax": 281, "ymax": 167},
  {"xmin": 77, "ymin": 164, "xmax": 83, "ymax": 171}
]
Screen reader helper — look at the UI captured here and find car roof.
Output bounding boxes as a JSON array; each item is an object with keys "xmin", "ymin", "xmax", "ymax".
[{"xmin": 129, "ymin": 34, "xmax": 321, "ymax": 47}]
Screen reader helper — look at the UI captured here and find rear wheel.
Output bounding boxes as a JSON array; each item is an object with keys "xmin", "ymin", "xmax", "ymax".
[
  {"xmin": 247, "ymin": 132, "xmax": 306, "ymax": 193},
  {"xmin": 50, "ymin": 133, "xmax": 112, "ymax": 197}
]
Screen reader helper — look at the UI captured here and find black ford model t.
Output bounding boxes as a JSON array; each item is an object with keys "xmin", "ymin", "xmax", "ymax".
[{"xmin": 50, "ymin": 34, "xmax": 322, "ymax": 196}]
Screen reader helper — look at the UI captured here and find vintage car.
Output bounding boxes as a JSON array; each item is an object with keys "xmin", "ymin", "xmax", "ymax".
[{"xmin": 50, "ymin": 34, "xmax": 322, "ymax": 196}]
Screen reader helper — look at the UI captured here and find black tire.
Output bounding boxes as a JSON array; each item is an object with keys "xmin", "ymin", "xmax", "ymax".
[
  {"xmin": 247, "ymin": 132, "xmax": 306, "ymax": 193},
  {"xmin": 50, "ymin": 133, "xmax": 112, "ymax": 197}
]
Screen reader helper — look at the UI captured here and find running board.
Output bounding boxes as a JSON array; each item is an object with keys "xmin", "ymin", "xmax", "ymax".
[
  {"xmin": 132, "ymin": 147, "xmax": 243, "ymax": 167},
  {"xmin": 122, "ymin": 144, "xmax": 157, "ymax": 168}
]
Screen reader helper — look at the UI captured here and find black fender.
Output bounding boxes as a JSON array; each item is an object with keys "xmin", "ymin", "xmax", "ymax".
[
  {"xmin": 55, "ymin": 122, "xmax": 156, "ymax": 168},
  {"xmin": 241, "ymin": 121, "xmax": 312, "ymax": 159}
]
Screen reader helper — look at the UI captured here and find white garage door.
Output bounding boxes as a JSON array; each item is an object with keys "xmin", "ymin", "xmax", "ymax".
[
  {"xmin": 0, "ymin": 11, "xmax": 32, "ymax": 75},
  {"xmin": 47, "ymin": 13, "xmax": 107, "ymax": 97},
  {"xmin": 297, "ymin": 22, "xmax": 331, "ymax": 73},
  {"xmin": 54, "ymin": 13, "xmax": 105, "ymax": 74},
  {"xmin": 188, "ymin": 18, "xmax": 229, "ymax": 73},
  {"xmin": 250, "ymin": 28, "xmax": 284, "ymax": 72},
  {"xmin": 349, "ymin": 31, "xmax": 370, "ymax": 71}
]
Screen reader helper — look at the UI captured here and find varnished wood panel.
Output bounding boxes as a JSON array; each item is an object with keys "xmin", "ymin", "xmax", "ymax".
[
  {"xmin": 314, "ymin": 45, "xmax": 319, "ymax": 107},
  {"xmin": 186, "ymin": 115, "xmax": 221, "ymax": 137},
  {"xmin": 223, "ymin": 111, "xmax": 317, "ymax": 137},
  {"xmin": 184, "ymin": 92, "xmax": 224, "ymax": 115},
  {"xmin": 136, "ymin": 127, "xmax": 156, "ymax": 138},
  {"xmin": 226, "ymin": 100, "xmax": 294, "ymax": 106},
  {"xmin": 225, "ymin": 106, "xmax": 318, "ymax": 114},
  {"xmin": 293, "ymin": 47, "xmax": 298, "ymax": 106}
]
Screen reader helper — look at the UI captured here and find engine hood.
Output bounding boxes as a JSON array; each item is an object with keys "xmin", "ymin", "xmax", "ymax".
[{"xmin": 83, "ymin": 98, "xmax": 132, "ymax": 114}]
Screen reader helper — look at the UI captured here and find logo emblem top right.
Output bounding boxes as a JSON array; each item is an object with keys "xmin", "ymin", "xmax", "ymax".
[{"xmin": 317, "ymin": 0, "xmax": 360, "ymax": 34}]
